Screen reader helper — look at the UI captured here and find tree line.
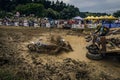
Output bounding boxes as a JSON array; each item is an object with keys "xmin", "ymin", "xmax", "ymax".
[{"xmin": 0, "ymin": 0, "xmax": 119, "ymax": 19}]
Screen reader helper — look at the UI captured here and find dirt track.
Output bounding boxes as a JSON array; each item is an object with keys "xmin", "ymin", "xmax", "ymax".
[{"xmin": 0, "ymin": 26, "xmax": 120, "ymax": 80}]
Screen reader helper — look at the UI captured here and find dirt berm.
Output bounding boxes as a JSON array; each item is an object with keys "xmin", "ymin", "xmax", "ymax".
[{"xmin": 0, "ymin": 26, "xmax": 120, "ymax": 80}]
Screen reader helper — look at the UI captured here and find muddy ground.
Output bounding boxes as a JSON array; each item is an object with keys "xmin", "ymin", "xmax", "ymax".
[{"xmin": 0, "ymin": 26, "xmax": 120, "ymax": 80}]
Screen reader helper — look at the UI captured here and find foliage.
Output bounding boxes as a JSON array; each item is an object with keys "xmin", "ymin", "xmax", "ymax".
[
  {"xmin": 113, "ymin": 10, "xmax": 120, "ymax": 17},
  {"xmin": 0, "ymin": 0, "xmax": 110, "ymax": 19},
  {"xmin": 0, "ymin": 10, "xmax": 7, "ymax": 18},
  {"xmin": 0, "ymin": 0, "xmax": 13, "ymax": 11},
  {"xmin": 60, "ymin": 6, "xmax": 80, "ymax": 19},
  {"xmin": 15, "ymin": 3, "xmax": 44, "ymax": 17},
  {"xmin": 0, "ymin": 0, "xmax": 81, "ymax": 19},
  {"xmin": 79, "ymin": 12, "xmax": 87, "ymax": 18},
  {"xmin": 86, "ymin": 12, "xmax": 108, "ymax": 17},
  {"xmin": 46, "ymin": 8, "xmax": 60, "ymax": 19},
  {"xmin": 0, "ymin": 10, "xmax": 13, "ymax": 18}
]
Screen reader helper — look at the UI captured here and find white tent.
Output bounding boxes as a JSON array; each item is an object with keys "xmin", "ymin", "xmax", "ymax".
[{"xmin": 73, "ymin": 16, "xmax": 83, "ymax": 20}]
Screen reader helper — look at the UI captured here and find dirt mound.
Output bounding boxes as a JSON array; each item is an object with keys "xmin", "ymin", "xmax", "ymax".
[
  {"xmin": 0, "ymin": 44, "xmax": 20, "ymax": 67},
  {"xmin": 15, "ymin": 58, "xmax": 90, "ymax": 80},
  {"xmin": 0, "ymin": 27, "xmax": 120, "ymax": 80}
]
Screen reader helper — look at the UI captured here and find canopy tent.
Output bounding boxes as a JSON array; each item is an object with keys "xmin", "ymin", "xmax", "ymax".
[
  {"xmin": 104, "ymin": 15, "xmax": 109, "ymax": 19},
  {"xmin": 73, "ymin": 16, "xmax": 83, "ymax": 20},
  {"xmin": 84, "ymin": 16, "xmax": 90, "ymax": 20},
  {"xmin": 90, "ymin": 16, "xmax": 95, "ymax": 19},
  {"xmin": 99, "ymin": 15, "xmax": 118, "ymax": 20},
  {"xmin": 107, "ymin": 15, "xmax": 118, "ymax": 20},
  {"xmin": 94, "ymin": 16, "xmax": 99, "ymax": 20},
  {"xmin": 84, "ymin": 15, "xmax": 118, "ymax": 20},
  {"xmin": 84, "ymin": 16, "xmax": 95, "ymax": 20},
  {"xmin": 99, "ymin": 16, "xmax": 105, "ymax": 19}
]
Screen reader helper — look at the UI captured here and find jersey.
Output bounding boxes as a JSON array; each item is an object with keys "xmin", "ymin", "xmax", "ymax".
[{"xmin": 96, "ymin": 25, "xmax": 109, "ymax": 36}]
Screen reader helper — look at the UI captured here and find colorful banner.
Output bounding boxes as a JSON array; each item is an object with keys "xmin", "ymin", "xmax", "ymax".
[{"xmin": 102, "ymin": 23, "xmax": 120, "ymax": 28}]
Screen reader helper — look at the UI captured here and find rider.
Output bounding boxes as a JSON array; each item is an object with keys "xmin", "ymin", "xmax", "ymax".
[{"xmin": 93, "ymin": 23, "xmax": 110, "ymax": 53}]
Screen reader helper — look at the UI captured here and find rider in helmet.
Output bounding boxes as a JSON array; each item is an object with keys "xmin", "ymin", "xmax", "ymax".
[
  {"xmin": 94, "ymin": 23, "xmax": 109, "ymax": 36},
  {"xmin": 93, "ymin": 23, "xmax": 110, "ymax": 53}
]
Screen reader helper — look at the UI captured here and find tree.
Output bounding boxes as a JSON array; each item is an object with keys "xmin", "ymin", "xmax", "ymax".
[
  {"xmin": 15, "ymin": 3, "xmax": 45, "ymax": 17},
  {"xmin": 0, "ymin": 0, "xmax": 81, "ymax": 19},
  {"xmin": 0, "ymin": 10, "xmax": 7, "ymax": 18},
  {"xmin": 0, "ymin": 10, "xmax": 13, "ymax": 18},
  {"xmin": 12, "ymin": 0, "xmax": 32, "ymax": 5},
  {"xmin": 51, "ymin": 1, "xmax": 55, "ymax": 10},
  {"xmin": 46, "ymin": 8, "xmax": 60, "ymax": 19},
  {"xmin": 79, "ymin": 12, "xmax": 86, "ymax": 18},
  {"xmin": 0, "ymin": 0, "xmax": 13, "ymax": 11},
  {"xmin": 113, "ymin": 10, "xmax": 120, "ymax": 17},
  {"xmin": 60, "ymin": 6, "xmax": 80, "ymax": 19},
  {"xmin": 43, "ymin": 0, "xmax": 51, "ymax": 9}
]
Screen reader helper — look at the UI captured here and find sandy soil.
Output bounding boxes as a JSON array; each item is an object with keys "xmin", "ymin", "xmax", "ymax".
[{"xmin": 0, "ymin": 26, "xmax": 120, "ymax": 80}]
